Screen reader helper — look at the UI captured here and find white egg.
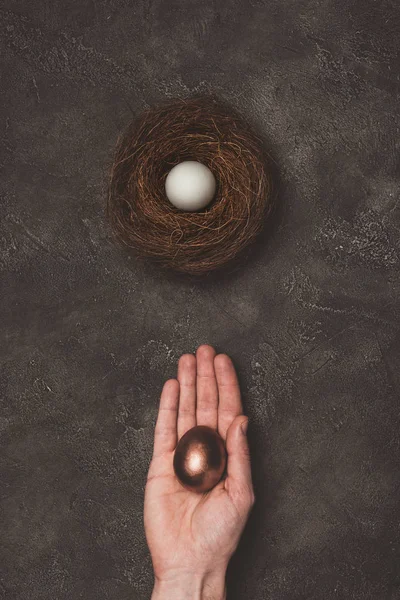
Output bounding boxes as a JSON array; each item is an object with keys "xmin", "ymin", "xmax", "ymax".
[{"xmin": 165, "ymin": 161, "xmax": 217, "ymax": 212}]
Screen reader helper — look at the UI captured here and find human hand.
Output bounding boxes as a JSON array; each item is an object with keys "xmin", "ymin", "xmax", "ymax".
[{"xmin": 144, "ymin": 345, "xmax": 254, "ymax": 600}]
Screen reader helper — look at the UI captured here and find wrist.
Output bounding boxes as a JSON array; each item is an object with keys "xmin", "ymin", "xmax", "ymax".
[{"xmin": 152, "ymin": 568, "xmax": 227, "ymax": 600}]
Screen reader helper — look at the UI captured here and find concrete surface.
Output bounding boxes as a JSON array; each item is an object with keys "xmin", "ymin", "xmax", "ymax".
[{"xmin": 1, "ymin": 1, "xmax": 400, "ymax": 598}]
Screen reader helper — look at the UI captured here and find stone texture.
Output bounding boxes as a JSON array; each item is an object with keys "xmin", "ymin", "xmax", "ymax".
[{"xmin": 1, "ymin": 1, "xmax": 399, "ymax": 598}]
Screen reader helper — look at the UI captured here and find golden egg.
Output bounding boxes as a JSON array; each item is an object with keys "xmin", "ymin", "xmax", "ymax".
[{"xmin": 173, "ymin": 425, "xmax": 227, "ymax": 493}]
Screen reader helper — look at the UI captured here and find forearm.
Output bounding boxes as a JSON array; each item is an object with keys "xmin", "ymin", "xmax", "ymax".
[{"xmin": 152, "ymin": 569, "xmax": 227, "ymax": 600}]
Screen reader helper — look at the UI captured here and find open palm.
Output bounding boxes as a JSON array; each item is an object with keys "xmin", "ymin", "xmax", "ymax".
[{"xmin": 144, "ymin": 345, "xmax": 254, "ymax": 592}]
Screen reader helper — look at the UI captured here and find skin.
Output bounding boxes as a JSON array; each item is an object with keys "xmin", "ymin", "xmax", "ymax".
[{"xmin": 144, "ymin": 345, "xmax": 255, "ymax": 600}]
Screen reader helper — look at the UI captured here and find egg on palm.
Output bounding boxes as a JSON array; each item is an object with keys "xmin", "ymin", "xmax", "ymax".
[{"xmin": 173, "ymin": 425, "xmax": 227, "ymax": 493}]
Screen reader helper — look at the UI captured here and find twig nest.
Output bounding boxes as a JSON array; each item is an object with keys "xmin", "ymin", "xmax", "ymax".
[{"xmin": 108, "ymin": 96, "xmax": 273, "ymax": 275}]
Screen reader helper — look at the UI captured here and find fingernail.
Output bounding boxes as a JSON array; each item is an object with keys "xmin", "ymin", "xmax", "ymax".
[{"xmin": 241, "ymin": 419, "xmax": 248, "ymax": 435}]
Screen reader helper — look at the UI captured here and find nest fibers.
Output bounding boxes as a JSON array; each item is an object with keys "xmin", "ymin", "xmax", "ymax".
[{"xmin": 107, "ymin": 96, "xmax": 273, "ymax": 275}]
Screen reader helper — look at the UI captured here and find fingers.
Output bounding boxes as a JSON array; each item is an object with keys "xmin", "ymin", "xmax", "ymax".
[
  {"xmin": 214, "ymin": 354, "xmax": 243, "ymax": 439},
  {"xmin": 196, "ymin": 345, "xmax": 218, "ymax": 430},
  {"xmin": 177, "ymin": 354, "xmax": 197, "ymax": 439},
  {"xmin": 153, "ymin": 379, "xmax": 179, "ymax": 458},
  {"xmin": 225, "ymin": 416, "xmax": 254, "ymax": 510}
]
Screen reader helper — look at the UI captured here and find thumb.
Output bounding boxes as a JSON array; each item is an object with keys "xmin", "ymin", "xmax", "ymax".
[{"xmin": 225, "ymin": 416, "xmax": 254, "ymax": 508}]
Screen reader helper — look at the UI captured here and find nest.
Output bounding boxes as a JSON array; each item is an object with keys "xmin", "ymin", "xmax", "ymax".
[{"xmin": 108, "ymin": 96, "xmax": 273, "ymax": 275}]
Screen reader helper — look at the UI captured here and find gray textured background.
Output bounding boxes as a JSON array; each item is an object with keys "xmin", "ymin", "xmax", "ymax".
[{"xmin": 1, "ymin": 1, "xmax": 400, "ymax": 599}]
